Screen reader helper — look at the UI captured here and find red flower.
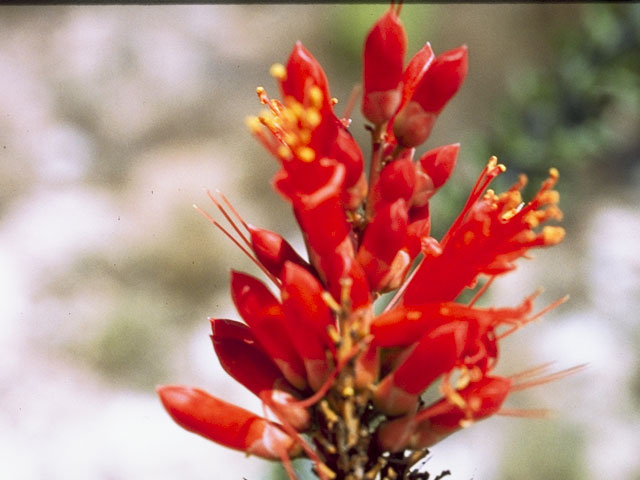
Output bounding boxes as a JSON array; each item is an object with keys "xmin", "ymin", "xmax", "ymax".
[{"xmin": 158, "ymin": 5, "xmax": 581, "ymax": 479}]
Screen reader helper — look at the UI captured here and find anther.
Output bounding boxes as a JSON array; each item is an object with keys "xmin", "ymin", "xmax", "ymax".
[
  {"xmin": 309, "ymin": 85, "xmax": 324, "ymax": 109},
  {"xmin": 297, "ymin": 146, "xmax": 315, "ymax": 163},
  {"xmin": 542, "ymin": 226, "xmax": 565, "ymax": 245},
  {"xmin": 269, "ymin": 63, "xmax": 287, "ymax": 80},
  {"xmin": 245, "ymin": 116, "xmax": 262, "ymax": 133}
]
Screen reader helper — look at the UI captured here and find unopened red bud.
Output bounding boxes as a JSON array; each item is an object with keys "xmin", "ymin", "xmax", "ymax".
[
  {"xmin": 418, "ymin": 143, "xmax": 460, "ymax": 189},
  {"xmin": 357, "ymin": 199, "xmax": 409, "ymax": 291},
  {"xmin": 412, "ymin": 45, "xmax": 468, "ymax": 114},
  {"xmin": 157, "ymin": 386, "xmax": 301, "ymax": 460},
  {"xmin": 399, "ymin": 42, "xmax": 435, "ymax": 108},
  {"xmin": 379, "ymin": 157, "xmax": 417, "ymax": 204},
  {"xmin": 393, "ymin": 45, "xmax": 468, "ymax": 148},
  {"xmin": 362, "ymin": 7, "xmax": 407, "ymax": 125},
  {"xmin": 248, "ymin": 225, "xmax": 310, "ymax": 279},
  {"xmin": 280, "ymin": 41, "xmax": 331, "ymax": 105}
]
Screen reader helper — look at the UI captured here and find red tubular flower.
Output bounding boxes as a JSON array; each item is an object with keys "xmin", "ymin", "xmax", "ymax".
[
  {"xmin": 403, "ymin": 161, "xmax": 564, "ymax": 305},
  {"xmin": 157, "ymin": 386, "xmax": 302, "ymax": 460},
  {"xmin": 357, "ymin": 198, "xmax": 409, "ymax": 292},
  {"xmin": 362, "ymin": 6, "xmax": 407, "ymax": 125},
  {"xmin": 210, "ymin": 318, "xmax": 311, "ymax": 431},
  {"xmin": 376, "ymin": 376, "xmax": 511, "ymax": 452},
  {"xmin": 418, "ymin": 143, "xmax": 460, "ymax": 191},
  {"xmin": 230, "ymin": 271, "xmax": 308, "ymax": 390},
  {"xmin": 393, "ymin": 45, "xmax": 468, "ymax": 148},
  {"xmin": 281, "ymin": 261, "xmax": 336, "ymax": 391},
  {"xmin": 160, "ymin": 5, "xmax": 578, "ymax": 478},
  {"xmin": 248, "ymin": 225, "xmax": 312, "ymax": 280}
]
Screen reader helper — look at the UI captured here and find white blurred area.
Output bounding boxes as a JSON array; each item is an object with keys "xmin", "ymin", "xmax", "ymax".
[{"xmin": 1, "ymin": 5, "xmax": 639, "ymax": 480}]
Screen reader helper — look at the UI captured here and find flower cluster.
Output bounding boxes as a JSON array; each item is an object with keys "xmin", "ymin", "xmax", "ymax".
[{"xmin": 158, "ymin": 5, "xmax": 576, "ymax": 479}]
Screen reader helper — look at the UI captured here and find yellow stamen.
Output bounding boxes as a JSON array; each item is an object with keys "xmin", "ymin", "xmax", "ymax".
[
  {"xmin": 245, "ymin": 116, "xmax": 262, "ymax": 133},
  {"xmin": 276, "ymin": 145, "xmax": 292, "ymax": 160},
  {"xmin": 304, "ymin": 108, "xmax": 322, "ymax": 129},
  {"xmin": 542, "ymin": 226, "xmax": 565, "ymax": 245},
  {"xmin": 309, "ymin": 85, "xmax": 324, "ymax": 109},
  {"xmin": 269, "ymin": 63, "xmax": 287, "ymax": 80},
  {"xmin": 321, "ymin": 291, "xmax": 342, "ymax": 313},
  {"xmin": 297, "ymin": 146, "xmax": 315, "ymax": 163}
]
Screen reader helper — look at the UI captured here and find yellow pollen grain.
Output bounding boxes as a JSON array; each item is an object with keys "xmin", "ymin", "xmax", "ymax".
[
  {"xmin": 282, "ymin": 108, "xmax": 297, "ymax": 125},
  {"xmin": 298, "ymin": 129, "xmax": 312, "ymax": 145},
  {"xmin": 330, "ymin": 97, "xmax": 338, "ymax": 106},
  {"xmin": 539, "ymin": 190, "xmax": 560, "ymax": 205},
  {"xmin": 524, "ymin": 211, "xmax": 541, "ymax": 228},
  {"xmin": 255, "ymin": 86, "xmax": 268, "ymax": 104},
  {"xmin": 309, "ymin": 85, "xmax": 324, "ymax": 109},
  {"xmin": 283, "ymin": 132, "xmax": 299, "ymax": 147},
  {"xmin": 297, "ymin": 146, "xmax": 315, "ymax": 163},
  {"xmin": 305, "ymin": 108, "xmax": 322, "ymax": 129},
  {"xmin": 542, "ymin": 226, "xmax": 565, "ymax": 245},
  {"xmin": 546, "ymin": 205, "xmax": 564, "ymax": 221},
  {"xmin": 407, "ymin": 311, "xmax": 421, "ymax": 320},
  {"xmin": 244, "ymin": 115, "xmax": 262, "ymax": 133},
  {"xmin": 269, "ymin": 63, "xmax": 287, "ymax": 80},
  {"xmin": 549, "ymin": 167, "xmax": 559, "ymax": 179},
  {"xmin": 488, "ymin": 156, "xmax": 498, "ymax": 168},
  {"xmin": 342, "ymin": 385, "xmax": 355, "ymax": 397},
  {"xmin": 277, "ymin": 145, "xmax": 292, "ymax": 160}
]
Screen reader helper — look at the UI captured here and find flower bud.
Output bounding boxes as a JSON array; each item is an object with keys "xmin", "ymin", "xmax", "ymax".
[
  {"xmin": 418, "ymin": 143, "xmax": 460, "ymax": 189},
  {"xmin": 280, "ymin": 41, "xmax": 330, "ymax": 105},
  {"xmin": 362, "ymin": 7, "xmax": 407, "ymax": 125},
  {"xmin": 393, "ymin": 45, "xmax": 468, "ymax": 148}
]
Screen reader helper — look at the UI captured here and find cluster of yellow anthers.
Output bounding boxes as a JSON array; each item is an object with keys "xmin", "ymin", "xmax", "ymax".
[{"xmin": 246, "ymin": 70, "xmax": 337, "ymax": 165}]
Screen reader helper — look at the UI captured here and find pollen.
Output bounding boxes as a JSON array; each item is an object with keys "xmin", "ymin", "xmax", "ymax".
[
  {"xmin": 542, "ymin": 226, "xmax": 565, "ymax": 245},
  {"xmin": 256, "ymin": 86, "xmax": 268, "ymax": 103},
  {"xmin": 269, "ymin": 63, "xmax": 287, "ymax": 80},
  {"xmin": 297, "ymin": 146, "xmax": 315, "ymax": 163},
  {"xmin": 277, "ymin": 145, "xmax": 292, "ymax": 160},
  {"xmin": 309, "ymin": 85, "xmax": 324, "ymax": 109},
  {"xmin": 304, "ymin": 108, "xmax": 322, "ymax": 129},
  {"xmin": 245, "ymin": 116, "xmax": 262, "ymax": 133}
]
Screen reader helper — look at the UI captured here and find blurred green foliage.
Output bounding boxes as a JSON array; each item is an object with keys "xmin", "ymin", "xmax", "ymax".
[{"xmin": 475, "ymin": 4, "xmax": 640, "ymax": 202}]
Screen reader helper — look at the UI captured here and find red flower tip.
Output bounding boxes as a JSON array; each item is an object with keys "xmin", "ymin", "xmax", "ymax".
[
  {"xmin": 362, "ymin": 7, "xmax": 407, "ymax": 125},
  {"xmin": 280, "ymin": 41, "xmax": 331, "ymax": 106},
  {"xmin": 418, "ymin": 143, "xmax": 460, "ymax": 190},
  {"xmin": 392, "ymin": 45, "xmax": 468, "ymax": 148},
  {"xmin": 412, "ymin": 45, "xmax": 468, "ymax": 114},
  {"xmin": 378, "ymin": 157, "xmax": 417, "ymax": 204},
  {"xmin": 157, "ymin": 385, "xmax": 301, "ymax": 460},
  {"xmin": 247, "ymin": 225, "xmax": 310, "ymax": 280}
]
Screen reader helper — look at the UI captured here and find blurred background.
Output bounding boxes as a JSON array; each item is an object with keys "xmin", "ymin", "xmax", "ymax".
[{"xmin": 1, "ymin": 4, "xmax": 639, "ymax": 479}]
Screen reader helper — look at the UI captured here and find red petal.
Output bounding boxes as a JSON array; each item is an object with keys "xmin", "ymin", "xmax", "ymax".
[
  {"xmin": 418, "ymin": 143, "xmax": 460, "ymax": 189},
  {"xmin": 362, "ymin": 7, "xmax": 407, "ymax": 124},
  {"xmin": 230, "ymin": 271, "xmax": 307, "ymax": 390},
  {"xmin": 157, "ymin": 385, "xmax": 301, "ymax": 459},
  {"xmin": 280, "ymin": 41, "xmax": 330, "ymax": 105}
]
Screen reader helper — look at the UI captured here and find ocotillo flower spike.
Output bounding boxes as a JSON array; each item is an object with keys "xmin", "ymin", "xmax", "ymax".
[{"xmin": 158, "ymin": 4, "xmax": 581, "ymax": 479}]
